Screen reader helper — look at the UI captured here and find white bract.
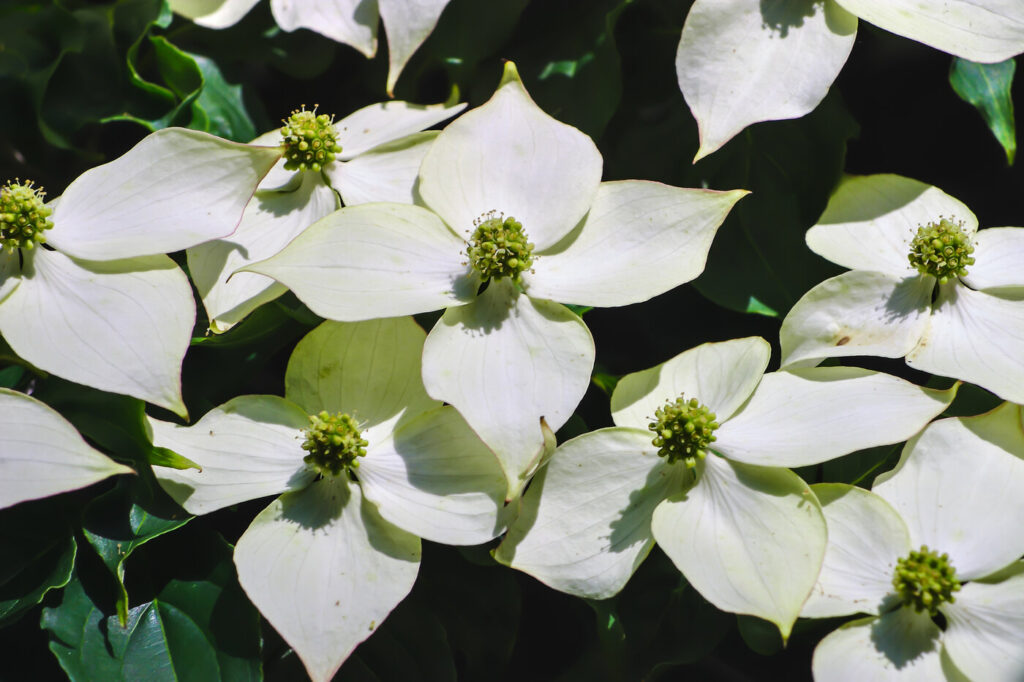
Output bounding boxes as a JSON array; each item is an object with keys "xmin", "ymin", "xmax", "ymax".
[
  {"xmin": 780, "ymin": 173, "xmax": 1024, "ymax": 404},
  {"xmin": 805, "ymin": 402, "xmax": 1024, "ymax": 681},
  {"xmin": 148, "ymin": 316, "xmax": 507, "ymax": 682},
  {"xmin": 188, "ymin": 99, "xmax": 464, "ymax": 333},
  {"xmin": 676, "ymin": 0, "xmax": 1024, "ymax": 160},
  {"xmin": 0, "ymin": 389, "xmax": 133, "ymax": 510},
  {"xmin": 494, "ymin": 336, "xmax": 956, "ymax": 639},
  {"xmin": 243, "ymin": 61, "xmax": 747, "ymax": 499},
  {"xmin": 169, "ymin": 0, "xmax": 451, "ymax": 94},
  {"xmin": 0, "ymin": 129, "xmax": 280, "ymax": 416}
]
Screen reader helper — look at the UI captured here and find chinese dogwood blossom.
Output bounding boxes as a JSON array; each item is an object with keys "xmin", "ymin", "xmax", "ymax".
[
  {"xmin": 149, "ymin": 316, "xmax": 507, "ymax": 682},
  {"xmin": 780, "ymin": 173, "xmax": 1024, "ymax": 405},
  {"xmin": 0, "ymin": 129, "xmax": 280, "ymax": 415},
  {"xmin": 187, "ymin": 99, "xmax": 464, "ymax": 333},
  {"xmin": 495, "ymin": 337, "xmax": 955, "ymax": 638},
  {"xmin": 805, "ymin": 402, "xmax": 1024, "ymax": 681},
  {"xmin": 243, "ymin": 62, "xmax": 746, "ymax": 499}
]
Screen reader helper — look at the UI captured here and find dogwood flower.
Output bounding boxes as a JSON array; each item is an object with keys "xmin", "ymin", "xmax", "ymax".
[
  {"xmin": 0, "ymin": 389, "xmax": 133, "ymax": 510},
  {"xmin": 676, "ymin": 0, "xmax": 1024, "ymax": 160},
  {"xmin": 242, "ymin": 61, "xmax": 747, "ymax": 499},
  {"xmin": 168, "ymin": 0, "xmax": 451, "ymax": 94},
  {"xmin": 780, "ymin": 173, "xmax": 1024, "ymax": 404},
  {"xmin": 494, "ymin": 336, "xmax": 956, "ymax": 638},
  {"xmin": 804, "ymin": 402, "xmax": 1024, "ymax": 681},
  {"xmin": 187, "ymin": 99, "xmax": 464, "ymax": 333},
  {"xmin": 0, "ymin": 129, "xmax": 280, "ymax": 415},
  {"xmin": 148, "ymin": 316, "xmax": 507, "ymax": 682}
]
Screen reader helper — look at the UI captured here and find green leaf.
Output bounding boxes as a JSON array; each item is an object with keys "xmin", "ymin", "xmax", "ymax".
[
  {"xmin": 950, "ymin": 57, "xmax": 1017, "ymax": 165},
  {"xmin": 192, "ymin": 54, "xmax": 257, "ymax": 141},
  {"xmin": 0, "ymin": 364, "xmax": 25, "ymax": 389},
  {"xmin": 688, "ymin": 91, "xmax": 856, "ymax": 317},
  {"xmin": 81, "ymin": 474, "xmax": 191, "ymax": 625},
  {"xmin": 42, "ymin": 526, "xmax": 261, "ymax": 681},
  {"xmin": 0, "ymin": 500, "xmax": 76, "ymax": 627}
]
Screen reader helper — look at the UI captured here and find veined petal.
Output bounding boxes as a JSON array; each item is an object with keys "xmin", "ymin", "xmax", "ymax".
[
  {"xmin": 234, "ymin": 478, "xmax": 420, "ymax": 682},
  {"xmin": 652, "ymin": 456, "xmax": 826, "ymax": 640},
  {"xmin": 676, "ymin": 0, "xmax": 857, "ymax": 161},
  {"xmin": 248, "ymin": 131, "xmax": 295, "ymax": 192},
  {"xmin": 811, "ymin": 609, "xmax": 952, "ymax": 682},
  {"xmin": 779, "ymin": 270, "xmax": 933, "ymax": 368},
  {"xmin": 611, "ymin": 337, "xmax": 770, "ymax": 431},
  {"xmin": 48, "ymin": 128, "xmax": 281, "ymax": 260},
  {"xmin": 0, "ymin": 250, "xmax": 21, "ymax": 303},
  {"xmin": 285, "ymin": 318, "xmax": 440, "ymax": 434},
  {"xmin": 243, "ymin": 202, "xmax": 476, "ymax": 321},
  {"xmin": 872, "ymin": 404, "xmax": 1024, "ymax": 581},
  {"xmin": 495, "ymin": 428, "xmax": 682, "ymax": 599},
  {"xmin": 379, "ymin": 0, "xmax": 452, "ymax": 95},
  {"xmin": 0, "ymin": 389, "xmax": 132, "ymax": 510},
  {"xmin": 715, "ymin": 366, "xmax": 955, "ymax": 468},
  {"xmin": 961, "ymin": 227, "xmax": 1024, "ymax": 294},
  {"xmin": 834, "ymin": 0, "xmax": 1024, "ymax": 62},
  {"xmin": 802, "ymin": 484, "xmax": 911, "ymax": 618},
  {"xmin": 149, "ymin": 395, "xmax": 313, "ymax": 516},
  {"xmin": 188, "ymin": 170, "xmax": 338, "ymax": 334},
  {"xmin": 525, "ymin": 182, "xmax": 747, "ymax": 307},
  {"xmin": 270, "ymin": 0, "xmax": 379, "ymax": 58},
  {"xmin": 907, "ymin": 283, "xmax": 1024, "ymax": 404},
  {"xmin": 167, "ymin": 0, "xmax": 261, "ymax": 28},
  {"xmin": 807, "ymin": 174, "xmax": 977, "ymax": 277},
  {"xmin": 418, "ymin": 62, "xmax": 603, "ymax": 251},
  {"xmin": 325, "ymin": 132, "xmax": 438, "ymax": 206},
  {"xmin": 0, "ymin": 249, "xmax": 193, "ymax": 417},
  {"xmin": 942, "ymin": 570, "xmax": 1024, "ymax": 682},
  {"xmin": 333, "ymin": 100, "xmax": 466, "ymax": 160},
  {"xmin": 421, "ymin": 279, "xmax": 595, "ymax": 500},
  {"xmin": 358, "ymin": 406, "xmax": 506, "ymax": 545}
]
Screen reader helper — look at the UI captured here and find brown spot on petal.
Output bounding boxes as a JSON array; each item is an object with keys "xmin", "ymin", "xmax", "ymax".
[{"xmin": 836, "ymin": 336, "xmax": 851, "ymax": 346}]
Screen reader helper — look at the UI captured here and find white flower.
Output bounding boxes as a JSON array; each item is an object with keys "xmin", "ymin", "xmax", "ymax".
[
  {"xmin": 0, "ymin": 388, "xmax": 132, "ymax": 510},
  {"xmin": 187, "ymin": 99, "xmax": 464, "ymax": 333},
  {"xmin": 168, "ymin": 0, "xmax": 452, "ymax": 94},
  {"xmin": 780, "ymin": 173, "xmax": 1024, "ymax": 405},
  {"xmin": 148, "ymin": 316, "xmax": 507, "ymax": 682},
  {"xmin": 0, "ymin": 129, "xmax": 280, "ymax": 415},
  {"xmin": 804, "ymin": 402, "xmax": 1024, "ymax": 681},
  {"xmin": 676, "ymin": 0, "xmax": 1024, "ymax": 160},
  {"xmin": 242, "ymin": 61, "xmax": 747, "ymax": 499},
  {"xmin": 494, "ymin": 336, "xmax": 955, "ymax": 639}
]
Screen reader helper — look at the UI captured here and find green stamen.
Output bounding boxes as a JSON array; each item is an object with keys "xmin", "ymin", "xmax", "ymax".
[
  {"xmin": 892, "ymin": 545, "xmax": 961, "ymax": 615},
  {"xmin": 280, "ymin": 106, "xmax": 341, "ymax": 172},
  {"xmin": 0, "ymin": 180, "xmax": 53, "ymax": 252},
  {"xmin": 466, "ymin": 212, "xmax": 535, "ymax": 282},
  {"xmin": 301, "ymin": 411, "xmax": 367, "ymax": 478},
  {"xmin": 908, "ymin": 217, "xmax": 975, "ymax": 284},
  {"xmin": 649, "ymin": 395, "xmax": 719, "ymax": 470}
]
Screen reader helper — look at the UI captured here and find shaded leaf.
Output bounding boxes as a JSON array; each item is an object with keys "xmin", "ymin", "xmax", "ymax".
[{"xmin": 950, "ymin": 57, "xmax": 1016, "ymax": 165}]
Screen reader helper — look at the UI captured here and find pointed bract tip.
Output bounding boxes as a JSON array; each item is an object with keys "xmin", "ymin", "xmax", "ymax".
[{"xmin": 500, "ymin": 60, "xmax": 523, "ymax": 88}]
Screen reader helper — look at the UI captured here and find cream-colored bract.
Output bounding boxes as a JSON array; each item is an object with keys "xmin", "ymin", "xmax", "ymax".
[
  {"xmin": 676, "ymin": 0, "xmax": 1024, "ymax": 159},
  {"xmin": 0, "ymin": 389, "xmax": 132, "ymax": 510},
  {"xmin": 149, "ymin": 317, "xmax": 507, "ymax": 682},
  {"xmin": 244, "ymin": 61, "xmax": 746, "ymax": 499},
  {"xmin": 168, "ymin": 0, "xmax": 452, "ymax": 94},
  {"xmin": 781, "ymin": 174, "xmax": 1024, "ymax": 405},
  {"xmin": 1, "ymin": 128, "xmax": 280, "ymax": 416},
  {"xmin": 495, "ymin": 336, "xmax": 954, "ymax": 640},
  {"xmin": 807, "ymin": 404, "xmax": 1024, "ymax": 681}
]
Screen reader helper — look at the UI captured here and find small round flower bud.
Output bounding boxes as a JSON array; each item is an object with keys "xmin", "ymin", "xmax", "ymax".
[
  {"xmin": 466, "ymin": 211, "xmax": 535, "ymax": 282},
  {"xmin": 648, "ymin": 394, "xmax": 719, "ymax": 470},
  {"xmin": 0, "ymin": 180, "xmax": 53, "ymax": 252},
  {"xmin": 892, "ymin": 545, "xmax": 961, "ymax": 615},
  {"xmin": 301, "ymin": 411, "xmax": 368, "ymax": 478},
  {"xmin": 280, "ymin": 106, "xmax": 341, "ymax": 172},
  {"xmin": 908, "ymin": 218, "xmax": 975, "ymax": 284}
]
